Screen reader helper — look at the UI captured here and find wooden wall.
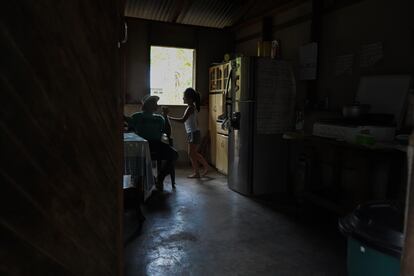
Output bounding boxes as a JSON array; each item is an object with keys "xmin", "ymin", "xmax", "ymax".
[
  {"xmin": 124, "ymin": 17, "xmax": 234, "ymax": 104},
  {"xmin": 0, "ymin": 1, "xmax": 123, "ymax": 275},
  {"xmin": 403, "ymin": 135, "xmax": 414, "ymax": 275},
  {"xmin": 234, "ymin": 0, "xmax": 414, "ymax": 111}
]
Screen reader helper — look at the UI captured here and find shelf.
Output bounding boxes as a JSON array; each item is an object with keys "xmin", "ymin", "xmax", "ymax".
[{"xmin": 209, "ymin": 63, "xmax": 231, "ymax": 93}]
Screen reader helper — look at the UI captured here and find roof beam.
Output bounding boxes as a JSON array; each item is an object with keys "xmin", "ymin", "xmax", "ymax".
[{"xmin": 170, "ymin": 0, "xmax": 193, "ymax": 23}]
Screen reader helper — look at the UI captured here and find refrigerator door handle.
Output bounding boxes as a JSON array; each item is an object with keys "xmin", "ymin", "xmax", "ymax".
[{"xmin": 222, "ymin": 67, "xmax": 234, "ymax": 131}]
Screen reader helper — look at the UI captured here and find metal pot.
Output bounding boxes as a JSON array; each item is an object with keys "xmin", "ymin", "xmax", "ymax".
[{"xmin": 342, "ymin": 103, "xmax": 370, "ymax": 119}]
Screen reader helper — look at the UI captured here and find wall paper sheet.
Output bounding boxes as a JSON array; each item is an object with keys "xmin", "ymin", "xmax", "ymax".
[{"xmin": 256, "ymin": 60, "xmax": 296, "ymax": 134}]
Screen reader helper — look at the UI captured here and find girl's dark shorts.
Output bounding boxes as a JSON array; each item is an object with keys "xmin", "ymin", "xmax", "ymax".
[{"xmin": 187, "ymin": 130, "xmax": 201, "ymax": 144}]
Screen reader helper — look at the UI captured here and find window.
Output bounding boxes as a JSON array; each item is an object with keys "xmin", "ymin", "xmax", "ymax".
[{"xmin": 150, "ymin": 46, "xmax": 196, "ymax": 105}]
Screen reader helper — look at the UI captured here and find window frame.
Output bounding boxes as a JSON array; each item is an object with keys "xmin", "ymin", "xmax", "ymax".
[{"xmin": 149, "ymin": 45, "xmax": 197, "ymax": 106}]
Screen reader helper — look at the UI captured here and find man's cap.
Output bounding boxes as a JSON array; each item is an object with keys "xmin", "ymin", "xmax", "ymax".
[{"xmin": 141, "ymin": 95, "xmax": 160, "ymax": 109}]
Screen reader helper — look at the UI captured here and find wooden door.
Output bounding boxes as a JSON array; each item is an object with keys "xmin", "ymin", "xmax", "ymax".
[
  {"xmin": 0, "ymin": 1, "xmax": 123, "ymax": 275},
  {"xmin": 402, "ymin": 135, "xmax": 414, "ymax": 274}
]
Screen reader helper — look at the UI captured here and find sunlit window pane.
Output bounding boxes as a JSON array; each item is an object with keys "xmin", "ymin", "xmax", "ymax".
[{"xmin": 150, "ymin": 46, "xmax": 195, "ymax": 105}]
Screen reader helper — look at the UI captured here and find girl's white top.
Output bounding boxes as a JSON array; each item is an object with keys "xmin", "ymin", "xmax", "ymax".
[{"xmin": 184, "ymin": 107, "xmax": 198, "ymax": 133}]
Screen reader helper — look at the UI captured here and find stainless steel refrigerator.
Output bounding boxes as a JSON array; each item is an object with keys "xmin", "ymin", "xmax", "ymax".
[{"xmin": 224, "ymin": 57, "xmax": 296, "ymax": 196}]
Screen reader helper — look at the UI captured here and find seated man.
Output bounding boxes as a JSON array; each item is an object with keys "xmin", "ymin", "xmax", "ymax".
[{"xmin": 126, "ymin": 95, "xmax": 178, "ymax": 190}]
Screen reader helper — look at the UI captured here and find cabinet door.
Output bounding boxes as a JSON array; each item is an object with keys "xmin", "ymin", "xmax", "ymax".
[
  {"xmin": 216, "ymin": 134, "xmax": 228, "ymax": 175},
  {"xmin": 209, "ymin": 94, "xmax": 218, "ymax": 166},
  {"xmin": 216, "ymin": 65, "xmax": 223, "ymax": 90},
  {"xmin": 216, "ymin": 92, "xmax": 224, "ymax": 117},
  {"xmin": 209, "ymin": 67, "xmax": 216, "ymax": 91}
]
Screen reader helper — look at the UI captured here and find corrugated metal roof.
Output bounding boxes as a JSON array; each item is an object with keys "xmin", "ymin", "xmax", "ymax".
[
  {"xmin": 125, "ymin": 0, "xmax": 177, "ymax": 23},
  {"xmin": 125, "ymin": 0, "xmax": 252, "ymax": 29}
]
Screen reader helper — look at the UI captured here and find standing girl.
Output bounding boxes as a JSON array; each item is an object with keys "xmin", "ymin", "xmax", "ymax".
[{"xmin": 168, "ymin": 88, "xmax": 209, "ymax": 178}]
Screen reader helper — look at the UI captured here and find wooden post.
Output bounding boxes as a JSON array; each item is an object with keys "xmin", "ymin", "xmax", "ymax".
[
  {"xmin": 402, "ymin": 134, "xmax": 414, "ymax": 275},
  {"xmin": 0, "ymin": 1, "xmax": 123, "ymax": 275}
]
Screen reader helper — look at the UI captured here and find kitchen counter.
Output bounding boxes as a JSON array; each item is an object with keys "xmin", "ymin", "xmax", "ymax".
[
  {"xmin": 284, "ymin": 132, "xmax": 407, "ymax": 214},
  {"xmin": 283, "ymin": 131, "xmax": 407, "ymax": 152}
]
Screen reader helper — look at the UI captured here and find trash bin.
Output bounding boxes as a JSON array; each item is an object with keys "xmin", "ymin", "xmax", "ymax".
[{"xmin": 338, "ymin": 201, "xmax": 404, "ymax": 276}]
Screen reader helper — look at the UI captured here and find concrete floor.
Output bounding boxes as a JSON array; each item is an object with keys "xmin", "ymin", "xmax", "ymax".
[{"xmin": 124, "ymin": 168, "xmax": 347, "ymax": 276}]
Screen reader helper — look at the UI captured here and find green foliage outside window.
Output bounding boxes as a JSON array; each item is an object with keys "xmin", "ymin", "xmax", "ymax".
[{"xmin": 150, "ymin": 46, "xmax": 195, "ymax": 105}]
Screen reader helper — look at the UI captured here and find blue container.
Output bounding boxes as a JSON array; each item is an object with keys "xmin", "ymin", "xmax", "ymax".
[{"xmin": 339, "ymin": 202, "xmax": 404, "ymax": 276}]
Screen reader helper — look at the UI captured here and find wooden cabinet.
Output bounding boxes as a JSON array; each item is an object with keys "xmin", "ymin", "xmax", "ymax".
[
  {"xmin": 209, "ymin": 65, "xmax": 223, "ymax": 92},
  {"xmin": 216, "ymin": 133, "xmax": 228, "ymax": 174},
  {"xmin": 208, "ymin": 62, "xmax": 229, "ymax": 171},
  {"xmin": 208, "ymin": 63, "xmax": 228, "ymax": 115},
  {"xmin": 209, "ymin": 94, "xmax": 218, "ymax": 166}
]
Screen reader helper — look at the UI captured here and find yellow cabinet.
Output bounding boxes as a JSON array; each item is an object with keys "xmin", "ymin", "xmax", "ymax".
[
  {"xmin": 209, "ymin": 93, "xmax": 225, "ymax": 166},
  {"xmin": 209, "ymin": 94, "xmax": 218, "ymax": 166},
  {"xmin": 209, "ymin": 65, "xmax": 224, "ymax": 92},
  {"xmin": 216, "ymin": 133, "xmax": 228, "ymax": 175},
  {"xmin": 209, "ymin": 67, "xmax": 216, "ymax": 91},
  {"xmin": 209, "ymin": 62, "xmax": 229, "ymax": 169}
]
